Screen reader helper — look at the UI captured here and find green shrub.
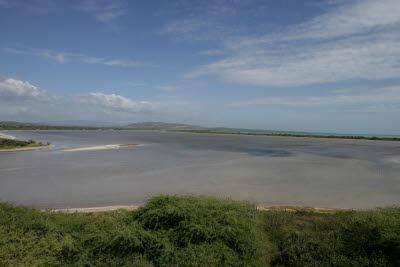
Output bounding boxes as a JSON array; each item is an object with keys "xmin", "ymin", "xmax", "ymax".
[
  {"xmin": 267, "ymin": 208, "xmax": 400, "ymax": 266},
  {"xmin": 1, "ymin": 197, "xmax": 400, "ymax": 266},
  {"xmin": 0, "ymin": 138, "xmax": 51, "ymax": 149},
  {"xmin": 127, "ymin": 195, "xmax": 271, "ymax": 266}
]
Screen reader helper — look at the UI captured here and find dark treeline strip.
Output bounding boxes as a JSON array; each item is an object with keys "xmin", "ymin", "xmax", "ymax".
[
  {"xmin": 0, "ymin": 195, "xmax": 399, "ymax": 266},
  {"xmin": 0, "ymin": 120, "xmax": 125, "ymax": 130},
  {"xmin": 0, "ymin": 125, "xmax": 123, "ymax": 131},
  {"xmin": 168, "ymin": 130, "xmax": 400, "ymax": 141}
]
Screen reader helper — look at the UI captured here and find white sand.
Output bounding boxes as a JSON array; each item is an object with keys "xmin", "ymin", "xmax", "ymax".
[
  {"xmin": 0, "ymin": 132, "xmax": 15, "ymax": 139},
  {"xmin": 62, "ymin": 144, "xmax": 120, "ymax": 151},
  {"xmin": 62, "ymin": 144, "xmax": 139, "ymax": 152}
]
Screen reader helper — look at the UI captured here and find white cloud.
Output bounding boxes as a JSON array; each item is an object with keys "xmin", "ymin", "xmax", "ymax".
[
  {"xmin": 122, "ymin": 82, "xmax": 147, "ymax": 87},
  {"xmin": 232, "ymin": 86, "xmax": 400, "ymax": 112},
  {"xmin": 5, "ymin": 47, "xmax": 148, "ymax": 68},
  {"xmin": 162, "ymin": 18, "xmax": 211, "ymax": 35},
  {"xmin": 0, "ymin": 0, "xmax": 56, "ymax": 13},
  {"xmin": 188, "ymin": 0, "xmax": 400, "ymax": 87},
  {"xmin": 189, "ymin": 35, "xmax": 400, "ymax": 87},
  {"xmin": 199, "ymin": 49, "xmax": 228, "ymax": 56},
  {"xmin": 0, "ymin": 73, "xmax": 53, "ymax": 102},
  {"xmin": 78, "ymin": 0, "xmax": 126, "ymax": 32},
  {"xmin": 103, "ymin": 59, "xmax": 139, "ymax": 67},
  {"xmin": 159, "ymin": 85, "xmax": 179, "ymax": 91},
  {"xmin": 159, "ymin": 0, "xmax": 270, "ymax": 41},
  {"xmin": 78, "ymin": 93, "xmax": 155, "ymax": 113},
  {"xmin": 230, "ymin": 0, "xmax": 400, "ymax": 49},
  {"xmin": 286, "ymin": 0, "xmax": 400, "ymax": 42}
]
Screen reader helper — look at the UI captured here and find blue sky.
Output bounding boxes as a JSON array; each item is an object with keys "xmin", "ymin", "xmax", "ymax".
[{"xmin": 0, "ymin": 0, "xmax": 400, "ymax": 134}]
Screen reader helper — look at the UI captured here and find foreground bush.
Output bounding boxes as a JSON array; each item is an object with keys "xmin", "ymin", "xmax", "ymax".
[
  {"xmin": 126, "ymin": 195, "xmax": 270, "ymax": 266},
  {"xmin": 0, "ymin": 195, "xmax": 399, "ymax": 266},
  {"xmin": 263, "ymin": 208, "xmax": 400, "ymax": 266}
]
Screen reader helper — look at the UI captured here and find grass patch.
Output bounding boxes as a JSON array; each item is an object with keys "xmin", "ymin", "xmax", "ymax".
[{"xmin": 1, "ymin": 195, "xmax": 399, "ymax": 266}]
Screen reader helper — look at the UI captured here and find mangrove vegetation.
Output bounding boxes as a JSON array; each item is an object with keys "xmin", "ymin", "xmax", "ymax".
[{"xmin": 0, "ymin": 139, "xmax": 50, "ymax": 150}]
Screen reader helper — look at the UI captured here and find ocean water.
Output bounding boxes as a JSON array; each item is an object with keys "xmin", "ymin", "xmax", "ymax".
[{"xmin": 1, "ymin": 130, "xmax": 399, "ymax": 209}]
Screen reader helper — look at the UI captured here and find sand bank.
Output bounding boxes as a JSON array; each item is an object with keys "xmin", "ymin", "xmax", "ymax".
[
  {"xmin": 62, "ymin": 144, "xmax": 139, "ymax": 152},
  {"xmin": 0, "ymin": 132, "xmax": 15, "ymax": 139},
  {"xmin": 0, "ymin": 145, "xmax": 52, "ymax": 152}
]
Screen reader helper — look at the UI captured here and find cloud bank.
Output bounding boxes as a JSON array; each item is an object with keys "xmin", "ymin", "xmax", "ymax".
[
  {"xmin": 78, "ymin": 0, "xmax": 126, "ymax": 32},
  {"xmin": 188, "ymin": 0, "xmax": 400, "ymax": 87},
  {"xmin": 77, "ymin": 93, "xmax": 156, "ymax": 113},
  {"xmin": 233, "ymin": 86, "xmax": 400, "ymax": 112},
  {"xmin": 5, "ymin": 47, "xmax": 152, "ymax": 67},
  {"xmin": 0, "ymin": 74, "xmax": 53, "ymax": 102},
  {"xmin": 0, "ymin": 74, "xmax": 160, "ymax": 121}
]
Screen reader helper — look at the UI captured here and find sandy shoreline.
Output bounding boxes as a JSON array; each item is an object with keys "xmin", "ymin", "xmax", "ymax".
[
  {"xmin": 62, "ymin": 144, "xmax": 139, "ymax": 152},
  {"xmin": 0, "ymin": 145, "xmax": 53, "ymax": 152},
  {"xmin": 48, "ymin": 204, "xmax": 342, "ymax": 213},
  {"xmin": 0, "ymin": 132, "xmax": 15, "ymax": 139},
  {"xmin": 0, "ymin": 132, "xmax": 52, "ymax": 151}
]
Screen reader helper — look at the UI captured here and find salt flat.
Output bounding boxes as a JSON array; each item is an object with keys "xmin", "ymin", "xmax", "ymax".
[{"xmin": 0, "ymin": 130, "xmax": 399, "ymax": 209}]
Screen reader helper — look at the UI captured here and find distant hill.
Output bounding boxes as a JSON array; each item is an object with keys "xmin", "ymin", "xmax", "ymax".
[
  {"xmin": 123, "ymin": 122, "xmax": 307, "ymax": 134},
  {"xmin": 124, "ymin": 122, "xmax": 202, "ymax": 130},
  {"xmin": 44, "ymin": 120, "xmax": 126, "ymax": 127}
]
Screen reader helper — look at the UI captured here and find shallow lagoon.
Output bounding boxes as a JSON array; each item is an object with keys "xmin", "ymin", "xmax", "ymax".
[{"xmin": 1, "ymin": 130, "xmax": 399, "ymax": 208}]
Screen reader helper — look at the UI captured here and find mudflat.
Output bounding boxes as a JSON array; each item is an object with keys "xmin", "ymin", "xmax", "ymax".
[{"xmin": 0, "ymin": 130, "xmax": 399, "ymax": 209}]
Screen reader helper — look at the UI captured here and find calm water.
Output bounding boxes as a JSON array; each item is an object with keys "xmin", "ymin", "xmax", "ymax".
[{"xmin": 1, "ymin": 130, "xmax": 400, "ymax": 208}]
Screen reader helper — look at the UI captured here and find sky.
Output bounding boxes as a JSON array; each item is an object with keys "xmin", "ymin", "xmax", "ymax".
[{"xmin": 0, "ymin": 0, "xmax": 400, "ymax": 134}]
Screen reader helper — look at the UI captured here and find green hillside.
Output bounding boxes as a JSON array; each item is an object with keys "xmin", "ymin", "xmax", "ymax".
[{"xmin": 124, "ymin": 122, "xmax": 202, "ymax": 130}]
